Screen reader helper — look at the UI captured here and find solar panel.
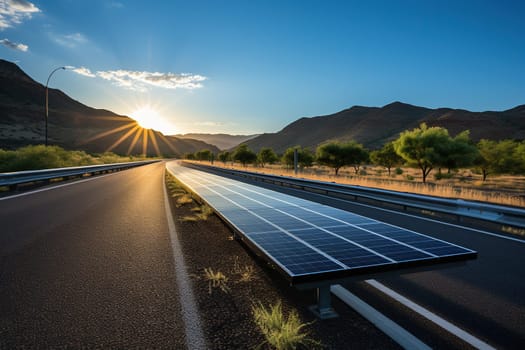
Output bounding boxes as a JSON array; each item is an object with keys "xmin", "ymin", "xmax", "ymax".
[{"xmin": 167, "ymin": 162, "xmax": 477, "ymax": 284}]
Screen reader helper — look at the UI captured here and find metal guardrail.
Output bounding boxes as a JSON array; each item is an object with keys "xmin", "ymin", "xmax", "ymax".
[
  {"xmin": 0, "ymin": 160, "xmax": 160, "ymax": 190},
  {"xmin": 183, "ymin": 162, "xmax": 525, "ymax": 233}
]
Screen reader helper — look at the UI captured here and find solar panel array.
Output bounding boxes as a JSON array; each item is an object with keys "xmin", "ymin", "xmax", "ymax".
[{"xmin": 167, "ymin": 162, "xmax": 476, "ymax": 284}]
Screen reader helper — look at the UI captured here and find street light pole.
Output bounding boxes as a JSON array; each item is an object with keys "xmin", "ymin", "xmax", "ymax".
[{"xmin": 45, "ymin": 66, "xmax": 66, "ymax": 146}]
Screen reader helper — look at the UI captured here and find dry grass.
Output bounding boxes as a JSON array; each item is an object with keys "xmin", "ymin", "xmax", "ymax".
[
  {"xmin": 179, "ymin": 215, "xmax": 199, "ymax": 222},
  {"xmin": 232, "ymin": 256, "xmax": 256, "ymax": 282},
  {"xmin": 195, "ymin": 204, "xmax": 214, "ymax": 220},
  {"xmin": 166, "ymin": 172, "xmax": 205, "ymax": 221},
  {"xmin": 204, "ymin": 267, "xmax": 230, "ymax": 294},
  {"xmin": 252, "ymin": 301, "xmax": 321, "ymax": 350},
  {"xmin": 190, "ymin": 161, "xmax": 525, "ymax": 207},
  {"xmin": 180, "ymin": 204, "xmax": 214, "ymax": 222},
  {"xmin": 176, "ymin": 194, "xmax": 194, "ymax": 207}
]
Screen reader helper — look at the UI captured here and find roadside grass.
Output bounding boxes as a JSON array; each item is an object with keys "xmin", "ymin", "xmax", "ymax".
[
  {"xmin": 252, "ymin": 301, "xmax": 321, "ymax": 350},
  {"xmin": 176, "ymin": 194, "xmax": 194, "ymax": 207},
  {"xmin": 166, "ymin": 172, "xmax": 197, "ymax": 221},
  {"xmin": 179, "ymin": 215, "xmax": 199, "ymax": 222},
  {"xmin": 194, "ymin": 204, "xmax": 214, "ymax": 220},
  {"xmin": 0, "ymin": 144, "xmax": 147, "ymax": 173},
  {"xmin": 204, "ymin": 267, "xmax": 230, "ymax": 294},
  {"xmin": 179, "ymin": 204, "xmax": 214, "ymax": 222},
  {"xmin": 165, "ymin": 171, "xmax": 217, "ymax": 221},
  {"xmin": 190, "ymin": 161, "xmax": 525, "ymax": 207},
  {"xmin": 232, "ymin": 255, "xmax": 256, "ymax": 282}
]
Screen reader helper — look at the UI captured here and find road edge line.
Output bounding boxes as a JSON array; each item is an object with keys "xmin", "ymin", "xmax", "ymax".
[
  {"xmin": 331, "ymin": 284, "xmax": 431, "ymax": 350},
  {"xmin": 365, "ymin": 279, "xmax": 496, "ymax": 350},
  {"xmin": 163, "ymin": 168, "xmax": 207, "ymax": 350}
]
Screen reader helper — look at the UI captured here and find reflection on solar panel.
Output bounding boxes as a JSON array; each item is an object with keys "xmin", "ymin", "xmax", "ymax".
[{"xmin": 167, "ymin": 162, "xmax": 477, "ymax": 285}]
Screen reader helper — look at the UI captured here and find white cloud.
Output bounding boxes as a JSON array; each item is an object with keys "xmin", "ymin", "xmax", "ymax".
[
  {"xmin": 67, "ymin": 64, "xmax": 207, "ymax": 92},
  {"xmin": 0, "ymin": 0, "xmax": 40, "ymax": 30},
  {"xmin": 71, "ymin": 66, "xmax": 96, "ymax": 78},
  {"xmin": 0, "ymin": 37, "xmax": 27, "ymax": 51},
  {"xmin": 97, "ymin": 69, "xmax": 207, "ymax": 91},
  {"xmin": 53, "ymin": 32, "xmax": 87, "ymax": 48}
]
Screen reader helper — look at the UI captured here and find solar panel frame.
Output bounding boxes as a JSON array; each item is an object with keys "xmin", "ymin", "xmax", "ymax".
[{"xmin": 167, "ymin": 163, "xmax": 477, "ymax": 285}]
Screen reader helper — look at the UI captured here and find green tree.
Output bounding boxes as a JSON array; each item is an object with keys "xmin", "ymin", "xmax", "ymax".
[
  {"xmin": 393, "ymin": 123, "xmax": 451, "ymax": 183},
  {"xmin": 218, "ymin": 151, "xmax": 231, "ymax": 164},
  {"xmin": 282, "ymin": 146, "xmax": 314, "ymax": 168},
  {"xmin": 257, "ymin": 147, "xmax": 278, "ymax": 167},
  {"xmin": 184, "ymin": 152, "xmax": 196, "ymax": 160},
  {"xmin": 0, "ymin": 145, "xmax": 133, "ymax": 172},
  {"xmin": 370, "ymin": 142, "xmax": 404, "ymax": 176},
  {"xmin": 232, "ymin": 144, "xmax": 257, "ymax": 166},
  {"xmin": 195, "ymin": 149, "xmax": 212, "ymax": 161},
  {"xmin": 438, "ymin": 130, "xmax": 479, "ymax": 174},
  {"xmin": 316, "ymin": 142, "xmax": 346, "ymax": 175},
  {"xmin": 316, "ymin": 141, "xmax": 369, "ymax": 175},
  {"xmin": 514, "ymin": 141, "xmax": 525, "ymax": 174},
  {"xmin": 0, "ymin": 145, "xmax": 94, "ymax": 171},
  {"xmin": 475, "ymin": 139, "xmax": 523, "ymax": 181}
]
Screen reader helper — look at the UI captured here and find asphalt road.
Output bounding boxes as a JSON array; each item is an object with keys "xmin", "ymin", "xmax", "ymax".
[
  {"xmin": 0, "ymin": 162, "xmax": 187, "ymax": 348},
  {"xmin": 195, "ymin": 167, "xmax": 525, "ymax": 349},
  {"xmin": 2, "ymin": 161, "xmax": 524, "ymax": 349}
]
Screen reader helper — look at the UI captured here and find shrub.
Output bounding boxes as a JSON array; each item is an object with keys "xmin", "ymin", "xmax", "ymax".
[
  {"xmin": 252, "ymin": 301, "xmax": 321, "ymax": 350},
  {"xmin": 204, "ymin": 268, "xmax": 229, "ymax": 294},
  {"xmin": 0, "ymin": 145, "xmax": 135, "ymax": 172},
  {"xmin": 176, "ymin": 194, "xmax": 193, "ymax": 206},
  {"xmin": 434, "ymin": 172, "xmax": 454, "ymax": 180}
]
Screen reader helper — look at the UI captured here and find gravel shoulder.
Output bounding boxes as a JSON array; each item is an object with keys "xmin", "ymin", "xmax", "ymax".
[{"xmin": 166, "ymin": 173, "xmax": 401, "ymax": 349}]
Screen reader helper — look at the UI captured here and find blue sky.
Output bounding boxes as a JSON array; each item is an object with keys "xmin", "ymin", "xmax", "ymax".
[{"xmin": 1, "ymin": 0, "xmax": 524, "ymax": 135}]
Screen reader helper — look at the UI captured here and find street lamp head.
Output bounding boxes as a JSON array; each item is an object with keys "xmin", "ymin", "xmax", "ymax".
[{"xmin": 45, "ymin": 65, "xmax": 70, "ymax": 146}]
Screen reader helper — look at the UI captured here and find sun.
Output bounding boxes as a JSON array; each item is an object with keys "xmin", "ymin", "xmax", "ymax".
[{"xmin": 130, "ymin": 106, "xmax": 165, "ymax": 131}]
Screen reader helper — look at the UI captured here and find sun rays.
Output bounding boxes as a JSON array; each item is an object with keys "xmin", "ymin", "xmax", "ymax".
[{"xmin": 78, "ymin": 113, "xmax": 179, "ymax": 157}]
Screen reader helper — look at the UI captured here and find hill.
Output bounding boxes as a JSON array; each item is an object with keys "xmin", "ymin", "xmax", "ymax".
[
  {"xmin": 0, "ymin": 59, "xmax": 218, "ymax": 156},
  {"xmin": 174, "ymin": 133, "xmax": 259, "ymax": 150},
  {"xmin": 244, "ymin": 101, "xmax": 525, "ymax": 153}
]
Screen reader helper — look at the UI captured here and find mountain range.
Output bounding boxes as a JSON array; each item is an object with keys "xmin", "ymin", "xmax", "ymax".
[
  {"xmin": 0, "ymin": 59, "xmax": 218, "ymax": 156},
  {"xmin": 2, "ymin": 59, "xmax": 523, "ymax": 156},
  {"xmin": 173, "ymin": 133, "xmax": 259, "ymax": 150},
  {"xmin": 242, "ymin": 101, "xmax": 525, "ymax": 153}
]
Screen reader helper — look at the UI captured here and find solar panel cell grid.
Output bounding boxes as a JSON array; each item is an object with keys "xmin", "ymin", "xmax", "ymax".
[{"xmin": 168, "ymin": 163, "xmax": 477, "ymax": 283}]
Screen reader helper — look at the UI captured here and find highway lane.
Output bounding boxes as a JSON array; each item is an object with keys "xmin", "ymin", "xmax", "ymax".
[
  {"xmin": 0, "ymin": 162, "xmax": 189, "ymax": 348},
  {"xmin": 189, "ymin": 166, "xmax": 525, "ymax": 349}
]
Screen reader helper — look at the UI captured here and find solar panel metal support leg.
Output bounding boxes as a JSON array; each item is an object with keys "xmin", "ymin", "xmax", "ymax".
[{"xmin": 309, "ymin": 286, "xmax": 338, "ymax": 319}]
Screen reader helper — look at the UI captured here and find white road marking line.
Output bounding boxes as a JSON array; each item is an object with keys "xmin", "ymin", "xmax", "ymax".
[
  {"xmin": 162, "ymin": 168, "xmax": 206, "ymax": 350},
  {"xmin": 331, "ymin": 284, "xmax": 431, "ymax": 350},
  {"xmin": 163, "ymin": 169, "xmax": 207, "ymax": 350},
  {"xmin": 365, "ymin": 279, "xmax": 496, "ymax": 350},
  {"xmin": 0, "ymin": 173, "xmax": 115, "ymax": 201}
]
